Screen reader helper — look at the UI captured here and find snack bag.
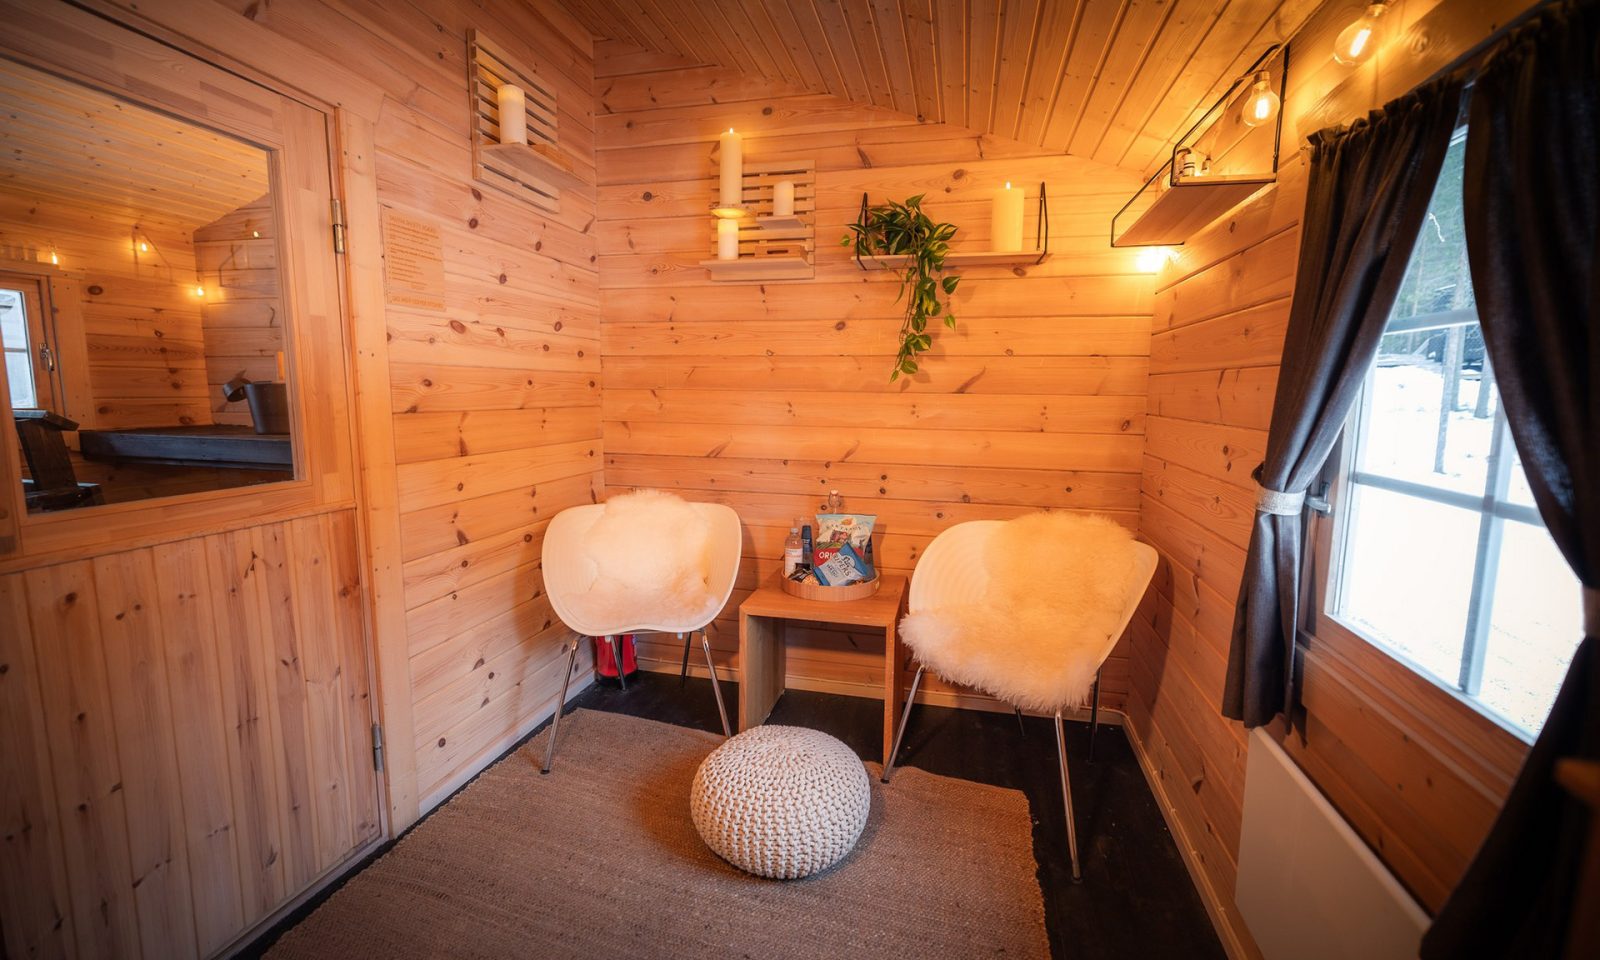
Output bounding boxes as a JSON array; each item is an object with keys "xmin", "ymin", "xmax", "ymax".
[
  {"xmin": 815, "ymin": 513, "xmax": 876, "ymax": 579},
  {"xmin": 814, "ymin": 541, "xmax": 870, "ymax": 586}
]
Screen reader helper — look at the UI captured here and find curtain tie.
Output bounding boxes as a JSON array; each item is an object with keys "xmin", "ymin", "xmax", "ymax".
[
  {"xmin": 1255, "ymin": 484, "xmax": 1305, "ymax": 517},
  {"xmin": 1586, "ymin": 587, "xmax": 1599, "ymax": 636}
]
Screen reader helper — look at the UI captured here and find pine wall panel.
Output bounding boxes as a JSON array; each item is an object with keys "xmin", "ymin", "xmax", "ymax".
[{"xmin": 594, "ymin": 42, "xmax": 1158, "ymax": 712}]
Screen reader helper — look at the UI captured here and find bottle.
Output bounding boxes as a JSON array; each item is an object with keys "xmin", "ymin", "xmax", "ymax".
[
  {"xmin": 784, "ymin": 527, "xmax": 803, "ymax": 576},
  {"xmin": 826, "ymin": 489, "xmax": 843, "ymax": 513}
]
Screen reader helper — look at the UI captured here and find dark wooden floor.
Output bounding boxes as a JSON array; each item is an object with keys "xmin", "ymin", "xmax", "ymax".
[{"xmin": 245, "ymin": 672, "xmax": 1224, "ymax": 959}]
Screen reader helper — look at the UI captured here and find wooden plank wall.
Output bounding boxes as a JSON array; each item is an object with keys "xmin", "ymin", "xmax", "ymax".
[
  {"xmin": 196, "ymin": 193, "xmax": 284, "ymax": 426},
  {"xmin": 593, "ymin": 41, "xmax": 1158, "ymax": 711},
  {"xmin": 202, "ymin": 0, "xmax": 606, "ymax": 808},
  {"xmin": 0, "ymin": 195, "xmax": 214, "ymax": 429},
  {"xmin": 0, "ymin": 509, "xmax": 379, "ymax": 960},
  {"xmin": 1128, "ymin": 0, "xmax": 1540, "ymax": 954}
]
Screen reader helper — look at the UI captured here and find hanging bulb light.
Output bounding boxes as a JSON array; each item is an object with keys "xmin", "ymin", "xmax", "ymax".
[
  {"xmin": 1334, "ymin": 3, "xmax": 1389, "ymax": 66},
  {"xmin": 48, "ymin": 248, "xmax": 59, "ymax": 265},
  {"xmin": 1240, "ymin": 71, "xmax": 1280, "ymax": 128}
]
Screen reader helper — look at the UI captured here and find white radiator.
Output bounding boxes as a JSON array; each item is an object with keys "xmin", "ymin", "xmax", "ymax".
[{"xmin": 1235, "ymin": 728, "xmax": 1429, "ymax": 960}]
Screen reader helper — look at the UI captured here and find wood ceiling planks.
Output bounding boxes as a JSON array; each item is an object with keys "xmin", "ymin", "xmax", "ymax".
[{"xmin": 571, "ymin": 0, "xmax": 1323, "ymax": 174}]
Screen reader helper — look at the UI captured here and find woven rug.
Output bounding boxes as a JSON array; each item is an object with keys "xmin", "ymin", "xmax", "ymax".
[{"xmin": 267, "ymin": 709, "xmax": 1049, "ymax": 959}]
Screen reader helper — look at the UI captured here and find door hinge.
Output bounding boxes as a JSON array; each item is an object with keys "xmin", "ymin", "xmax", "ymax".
[
  {"xmin": 371, "ymin": 722, "xmax": 384, "ymax": 772},
  {"xmin": 331, "ymin": 198, "xmax": 347, "ymax": 255}
]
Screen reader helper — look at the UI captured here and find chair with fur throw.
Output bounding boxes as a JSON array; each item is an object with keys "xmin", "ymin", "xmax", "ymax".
[
  {"xmin": 886, "ymin": 512, "xmax": 1157, "ymax": 881},
  {"xmin": 540, "ymin": 490, "xmax": 740, "ymax": 772}
]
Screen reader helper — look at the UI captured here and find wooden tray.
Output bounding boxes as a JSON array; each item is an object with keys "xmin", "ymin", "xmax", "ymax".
[{"xmin": 780, "ymin": 573, "xmax": 880, "ymax": 602}]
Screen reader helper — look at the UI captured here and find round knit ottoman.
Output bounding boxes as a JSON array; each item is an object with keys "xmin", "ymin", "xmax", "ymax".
[{"xmin": 690, "ymin": 725, "xmax": 871, "ymax": 879}]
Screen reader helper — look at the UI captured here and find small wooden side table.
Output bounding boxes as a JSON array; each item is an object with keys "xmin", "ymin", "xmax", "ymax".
[{"xmin": 737, "ymin": 573, "xmax": 909, "ymax": 766}]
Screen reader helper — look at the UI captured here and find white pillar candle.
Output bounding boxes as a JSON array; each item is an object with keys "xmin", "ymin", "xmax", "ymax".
[
  {"xmin": 717, "ymin": 218, "xmax": 740, "ymax": 261},
  {"xmin": 773, "ymin": 179, "xmax": 795, "ymax": 217},
  {"xmin": 992, "ymin": 181, "xmax": 1025, "ymax": 252},
  {"xmin": 497, "ymin": 83, "xmax": 527, "ymax": 145},
  {"xmin": 719, "ymin": 128, "xmax": 743, "ymax": 210}
]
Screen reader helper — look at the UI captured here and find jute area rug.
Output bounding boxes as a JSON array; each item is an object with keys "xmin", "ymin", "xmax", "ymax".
[{"xmin": 268, "ymin": 709, "xmax": 1049, "ymax": 959}]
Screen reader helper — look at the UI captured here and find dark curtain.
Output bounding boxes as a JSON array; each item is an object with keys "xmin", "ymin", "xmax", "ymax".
[
  {"xmin": 1222, "ymin": 77, "xmax": 1465, "ymax": 727},
  {"xmin": 1422, "ymin": 0, "xmax": 1600, "ymax": 955}
]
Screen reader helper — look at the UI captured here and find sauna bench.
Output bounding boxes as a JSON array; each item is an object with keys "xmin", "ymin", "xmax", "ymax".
[{"xmin": 79, "ymin": 425, "xmax": 293, "ymax": 472}]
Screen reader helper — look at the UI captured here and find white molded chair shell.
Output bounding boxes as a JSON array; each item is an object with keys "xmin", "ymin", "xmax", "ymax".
[
  {"xmin": 907, "ymin": 519, "xmax": 1158, "ymax": 675},
  {"xmin": 541, "ymin": 500, "xmax": 743, "ymax": 638}
]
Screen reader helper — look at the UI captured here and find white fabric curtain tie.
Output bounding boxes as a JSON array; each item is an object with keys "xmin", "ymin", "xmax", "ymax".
[
  {"xmin": 1255, "ymin": 484, "xmax": 1305, "ymax": 517},
  {"xmin": 1585, "ymin": 586, "xmax": 1599, "ymax": 636}
]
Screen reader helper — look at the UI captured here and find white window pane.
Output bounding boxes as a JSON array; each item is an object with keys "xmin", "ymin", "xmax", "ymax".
[
  {"xmin": 0, "ymin": 290, "xmax": 25, "ymax": 349},
  {"xmin": 6, "ymin": 350, "xmax": 37, "ymax": 408},
  {"xmin": 1357, "ymin": 326, "xmax": 1495, "ymax": 496},
  {"xmin": 1478, "ymin": 521, "xmax": 1583, "ymax": 734},
  {"xmin": 1337, "ymin": 484, "xmax": 1478, "ymax": 684}
]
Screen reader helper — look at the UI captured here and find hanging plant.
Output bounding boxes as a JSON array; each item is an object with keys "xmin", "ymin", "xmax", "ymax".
[{"xmin": 841, "ymin": 194, "xmax": 961, "ymax": 381}]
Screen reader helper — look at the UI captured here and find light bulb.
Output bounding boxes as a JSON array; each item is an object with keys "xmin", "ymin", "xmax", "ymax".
[
  {"xmin": 1335, "ymin": 3, "xmax": 1388, "ymax": 66},
  {"xmin": 1240, "ymin": 71, "xmax": 1280, "ymax": 128},
  {"xmin": 138, "ymin": 240, "xmax": 149, "ymax": 252},
  {"xmin": 49, "ymin": 250, "xmax": 59, "ymax": 265},
  {"xmin": 194, "ymin": 284, "xmax": 206, "ymax": 297}
]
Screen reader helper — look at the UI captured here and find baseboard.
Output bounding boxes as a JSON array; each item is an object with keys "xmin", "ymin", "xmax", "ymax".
[
  {"xmin": 218, "ymin": 834, "xmax": 385, "ymax": 958},
  {"xmin": 1122, "ymin": 718, "xmax": 1257, "ymax": 960},
  {"xmin": 417, "ymin": 670, "xmax": 596, "ymax": 813}
]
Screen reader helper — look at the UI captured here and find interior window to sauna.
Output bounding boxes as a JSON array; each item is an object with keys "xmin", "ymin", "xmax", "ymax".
[
  {"xmin": 0, "ymin": 57, "xmax": 297, "ymax": 512},
  {"xmin": 1323, "ymin": 128, "xmax": 1582, "ymax": 739}
]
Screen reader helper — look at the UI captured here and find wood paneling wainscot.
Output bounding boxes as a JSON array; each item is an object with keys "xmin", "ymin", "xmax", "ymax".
[
  {"xmin": 1127, "ymin": 0, "xmax": 1544, "ymax": 956},
  {"xmin": 595, "ymin": 43, "xmax": 1156, "ymax": 714}
]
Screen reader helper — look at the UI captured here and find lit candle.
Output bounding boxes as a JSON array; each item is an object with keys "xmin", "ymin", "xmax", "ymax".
[
  {"xmin": 497, "ymin": 83, "xmax": 527, "ymax": 145},
  {"xmin": 992, "ymin": 181, "xmax": 1025, "ymax": 252},
  {"xmin": 717, "ymin": 218, "xmax": 740, "ymax": 261},
  {"xmin": 773, "ymin": 179, "xmax": 795, "ymax": 217},
  {"xmin": 719, "ymin": 128, "xmax": 743, "ymax": 211}
]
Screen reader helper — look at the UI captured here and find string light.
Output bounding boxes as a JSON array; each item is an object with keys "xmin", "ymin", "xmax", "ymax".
[
  {"xmin": 1335, "ymin": 3, "xmax": 1389, "ymax": 66},
  {"xmin": 1240, "ymin": 71, "xmax": 1280, "ymax": 128}
]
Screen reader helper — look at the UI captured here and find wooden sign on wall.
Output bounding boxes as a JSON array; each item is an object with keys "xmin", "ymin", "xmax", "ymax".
[{"xmin": 381, "ymin": 207, "xmax": 446, "ymax": 312}]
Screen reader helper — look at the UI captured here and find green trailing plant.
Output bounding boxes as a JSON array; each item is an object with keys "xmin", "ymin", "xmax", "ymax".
[{"xmin": 841, "ymin": 194, "xmax": 961, "ymax": 381}]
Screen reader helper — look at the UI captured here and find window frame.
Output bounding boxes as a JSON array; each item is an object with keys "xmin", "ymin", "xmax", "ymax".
[{"xmin": 0, "ymin": 269, "xmax": 59, "ymax": 413}]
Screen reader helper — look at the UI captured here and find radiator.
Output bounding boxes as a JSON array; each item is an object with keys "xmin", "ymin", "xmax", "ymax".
[{"xmin": 1235, "ymin": 728, "xmax": 1429, "ymax": 960}]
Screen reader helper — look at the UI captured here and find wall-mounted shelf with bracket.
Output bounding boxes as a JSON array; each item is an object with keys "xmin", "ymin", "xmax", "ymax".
[
  {"xmin": 1112, "ymin": 44, "xmax": 1288, "ymax": 247},
  {"xmin": 704, "ymin": 158, "xmax": 816, "ymax": 282},
  {"xmin": 853, "ymin": 183, "xmax": 1050, "ymax": 268},
  {"xmin": 468, "ymin": 29, "xmax": 573, "ymax": 213},
  {"xmin": 478, "ymin": 141, "xmax": 585, "ymax": 194}
]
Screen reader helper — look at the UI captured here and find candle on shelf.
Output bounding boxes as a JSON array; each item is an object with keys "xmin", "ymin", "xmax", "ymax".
[
  {"xmin": 773, "ymin": 179, "xmax": 795, "ymax": 217},
  {"xmin": 992, "ymin": 181, "xmax": 1025, "ymax": 252},
  {"xmin": 718, "ymin": 128, "xmax": 744, "ymax": 212},
  {"xmin": 717, "ymin": 218, "xmax": 740, "ymax": 261},
  {"xmin": 497, "ymin": 83, "xmax": 527, "ymax": 145}
]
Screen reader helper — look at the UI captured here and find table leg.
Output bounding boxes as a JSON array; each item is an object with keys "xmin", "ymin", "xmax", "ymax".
[
  {"xmin": 738, "ymin": 611, "xmax": 785, "ymax": 731},
  {"xmin": 883, "ymin": 617, "xmax": 905, "ymax": 768}
]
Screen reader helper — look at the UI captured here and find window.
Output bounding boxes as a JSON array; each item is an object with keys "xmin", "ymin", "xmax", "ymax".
[
  {"xmin": 1321, "ymin": 130, "xmax": 1583, "ymax": 740},
  {"xmin": 0, "ymin": 273, "xmax": 56, "ymax": 413}
]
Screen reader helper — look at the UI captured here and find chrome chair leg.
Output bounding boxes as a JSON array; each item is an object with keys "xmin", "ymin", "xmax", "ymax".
[
  {"xmin": 678, "ymin": 631, "xmax": 692, "ymax": 686},
  {"xmin": 1014, "ymin": 706, "xmax": 1027, "ymax": 737},
  {"xmin": 701, "ymin": 630, "xmax": 731, "ymax": 736},
  {"xmin": 882, "ymin": 664, "xmax": 925, "ymax": 784},
  {"xmin": 1088, "ymin": 667, "xmax": 1102, "ymax": 764},
  {"xmin": 541, "ymin": 636, "xmax": 581, "ymax": 774},
  {"xmin": 607, "ymin": 635, "xmax": 627, "ymax": 690},
  {"xmin": 1055, "ymin": 710, "xmax": 1083, "ymax": 882}
]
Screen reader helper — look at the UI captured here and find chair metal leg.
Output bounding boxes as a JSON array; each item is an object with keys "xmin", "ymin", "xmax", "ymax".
[
  {"xmin": 1055, "ymin": 711, "xmax": 1083, "ymax": 882},
  {"xmin": 882, "ymin": 664, "xmax": 925, "ymax": 784},
  {"xmin": 678, "ymin": 632, "xmax": 692, "ymax": 686},
  {"xmin": 1014, "ymin": 706, "xmax": 1027, "ymax": 737},
  {"xmin": 700, "ymin": 631, "xmax": 731, "ymax": 736},
  {"xmin": 1088, "ymin": 667, "xmax": 1102, "ymax": 764},
  {"xmin": 607, "ymin": 635, "xmax": 627, "ymax": 690},
  {"xmin": 540, "ymin": 637, "xmax": 581, "ymax": 774}
]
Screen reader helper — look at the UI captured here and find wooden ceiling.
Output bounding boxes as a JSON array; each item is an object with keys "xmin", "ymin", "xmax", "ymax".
[
  {"xmin": 0, "ymin": 57, "xmax": 270, "ymax": 229},
  {"xmin": 565, "ymin": 0, "xmax": 1322, "ymax": 174}
]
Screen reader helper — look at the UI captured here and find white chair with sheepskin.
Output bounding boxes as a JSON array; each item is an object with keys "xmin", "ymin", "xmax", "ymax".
[
  {"xmin": 540, "ymin": 490, "xmax": 740, "ymax": 773},
  {"xmin": 884, "ymin": 512, "xmax": 1157, "ymax": 882}
]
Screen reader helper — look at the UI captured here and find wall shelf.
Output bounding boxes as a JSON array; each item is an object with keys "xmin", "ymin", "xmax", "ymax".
[
  {"xmin": 699, "ymin": 256, "xmax": 813, "ymax": 281},
  {"xmin": 859, "ymin": 249, "xmax": 1052, "ymax": 269},
  {"xmin": 478, "ymin": 141, "xmax": 584, "ymax": 194},
  {"xmin": 755, "ymin": 215, "xmax": 806, "ymax": 231},
  {"xmin": 1112, "ymin": 175, "xmax": 1275, "ymax": 246}
]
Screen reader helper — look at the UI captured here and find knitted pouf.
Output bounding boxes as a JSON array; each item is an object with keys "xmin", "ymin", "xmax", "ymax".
[{"xmin": 690, "ymin": 725, "xmax": 871, "ymax": 879}]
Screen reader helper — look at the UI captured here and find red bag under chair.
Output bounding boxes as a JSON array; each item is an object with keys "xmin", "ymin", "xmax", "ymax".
[{"xmin": 593, "ymin": 633, "xmax": 639, "ymax": 683}]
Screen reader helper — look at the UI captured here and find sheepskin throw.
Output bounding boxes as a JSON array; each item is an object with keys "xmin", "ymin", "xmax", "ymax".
[
  {"xmin": 564, "ymin": 489, "xmax": 721, "ymax": 628},
  {"xmin": 899, "ymin": 513, "xmax": 1140, "ymax": 712},
  {"xmin": 691, "ymin": 726, "xmax": 871, "ymax": 879}
]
